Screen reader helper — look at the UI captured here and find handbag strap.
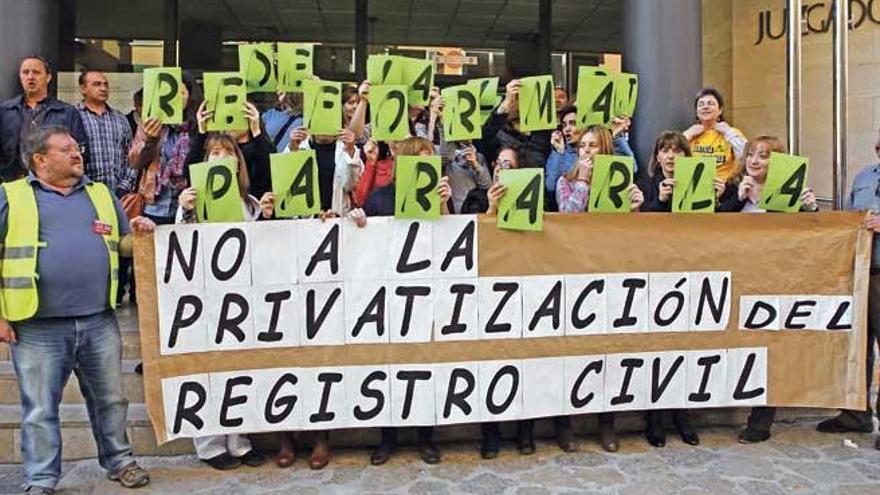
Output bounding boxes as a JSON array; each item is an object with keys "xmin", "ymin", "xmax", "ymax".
[{"xmin": 273, "ymin": 113, "xmax": 301, "ymax": 149}]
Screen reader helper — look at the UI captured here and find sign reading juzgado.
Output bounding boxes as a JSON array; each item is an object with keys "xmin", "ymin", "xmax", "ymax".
[{"xmin": 133, "ymin": 213, "xmax": 871, "ymax": 444}]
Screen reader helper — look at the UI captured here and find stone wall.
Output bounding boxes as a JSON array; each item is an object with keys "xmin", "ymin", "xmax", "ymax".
[{"xmin": 706, "ymin": 0, "xmax": 880, "ymax": 199}]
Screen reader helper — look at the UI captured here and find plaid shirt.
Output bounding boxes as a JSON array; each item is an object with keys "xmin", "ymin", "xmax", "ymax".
[{"xmin": 76, "ymin": 102, "xmax": 136, "ymax": 195}]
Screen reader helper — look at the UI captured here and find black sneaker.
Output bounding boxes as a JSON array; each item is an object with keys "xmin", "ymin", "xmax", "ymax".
[
  {"xmin": 204, "ymin": 453, "xmax": 241, "ymax": 470},
  {"xmin": 370, "ymin": 442, "xmax": 395, "ymax": 466},
  {"xmin": 239, "ymin": 449, "xmax": 266, "ymax": 467},
  {"xmin": 738, "ymin": 427, "xmax": 771, "ymax": 444},
  {"xmin": 419, "ymin": 442, "xmax": 441, "ymax": 464},
  {"xmin": 816, "ymin": 414, "xmax": 874, "ymax": 433}
]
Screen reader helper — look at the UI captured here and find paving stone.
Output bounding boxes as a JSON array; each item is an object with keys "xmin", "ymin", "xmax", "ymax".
[
  {"xmin": 0, "ymin": 424, "xmax": 877, "ymax": 494},
  {"xmin": 407, "ymin": 479, "xmax": 452, "ymax": 495},
  {"xmin": 735, "ymin": 480, "xmax": 788, "ymax": 495},
  {"xmin": 708, "ymin": 454, "xmax": 779, "ymax": 480},
  {"xmin": 456, "ymin": 472, "xmax": 514, "ymax": 495},
  {"xmin": 767, "ymin": 441, "xmax": 823, "ymax": 460},
  {"xmin": 777, "ymin": 460, "xmax": 867, "ymax": 486},
  {"xmin": 553, "ymin": 450, "xmax": 608, "ymax": 468},
  {"xmin": 360, "ymin": 465, "xmax": 420, "ymax": 492}
]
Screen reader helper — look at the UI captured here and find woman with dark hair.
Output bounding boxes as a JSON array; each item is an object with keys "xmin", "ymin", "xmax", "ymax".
[
  {"xmin": 127, "ymin": 71, "xmax": 203, "ymax": 226},
  {"xmin": 683, "ymin": 87, "xmax": 747, "ymax": 184},
  {"xmin": 639, "ymin": 130, "xmax": 725, "ymax": 213},
  {"xmin": 479, "ymin": 79, "xmax": 552, "ymax": 169},
  {"xmin": 638, "ymin": 130, "xmax": 708, "ymax": 448},
  {"xmin": 134, "ymin": 133, "xmax": 270, "ymax": 470}
]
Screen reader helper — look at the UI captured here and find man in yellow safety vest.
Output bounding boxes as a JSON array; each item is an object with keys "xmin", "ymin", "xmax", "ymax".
[{"xmin": 0, "ymin": 125, "xmax": 153, "ymax": 494}]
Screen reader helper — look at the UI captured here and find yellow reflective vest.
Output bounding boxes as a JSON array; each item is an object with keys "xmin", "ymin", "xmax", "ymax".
[{"xmin": 0, "ymin": 178, "xmax": 119, "ymax": 321}]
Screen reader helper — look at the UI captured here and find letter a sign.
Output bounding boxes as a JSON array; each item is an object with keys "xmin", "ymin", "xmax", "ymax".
[{"xmin": 270, "ymin": 150, "xmax": 322, "ymax": 218}]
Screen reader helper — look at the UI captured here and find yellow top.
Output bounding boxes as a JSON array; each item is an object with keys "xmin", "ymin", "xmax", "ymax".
[{"xmin": 689, "ymin": 127, "xmax": 745, "ymax": 183}]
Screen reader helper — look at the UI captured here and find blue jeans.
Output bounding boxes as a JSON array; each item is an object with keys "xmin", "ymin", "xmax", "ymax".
[{"xmin": 11, "ymin": 310, "xmax": 133, "ymax": 489}]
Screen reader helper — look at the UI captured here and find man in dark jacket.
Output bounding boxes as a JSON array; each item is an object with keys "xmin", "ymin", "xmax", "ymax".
[{"xmin": 0, "ymin": 55, "xmax": 89, "ymax": 182}]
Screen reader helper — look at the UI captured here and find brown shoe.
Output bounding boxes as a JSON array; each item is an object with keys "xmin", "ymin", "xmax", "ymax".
[
  {"xmin": 555, "ymin": 417, "xmax": 579, "ymax": 452},
  {"xmin": 276, "ymin": 434, "xmax": 297, "ymax": 468},
  {"xmin": 599, "ymin": 421, "xmax": 619, "ymax": 453},
  {"xmin": 309, "ymin": 442, "xmax": 331, "ymax": 470}
]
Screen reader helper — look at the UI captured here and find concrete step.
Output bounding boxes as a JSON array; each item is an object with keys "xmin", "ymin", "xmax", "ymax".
[
  {"xmin": 0, "ymin": 403, "xmax": 837, "ymax": 463},
  {"xmin": 0, "ymin": 361, "xmax": 144, "ymax": 405},
  {"xmin": 0, "ymin": 403, "xmax": 194, "ymax": 463},
  {"xmin": 0, "ymin": 305, "xmax": 144, "ymax": 362}
]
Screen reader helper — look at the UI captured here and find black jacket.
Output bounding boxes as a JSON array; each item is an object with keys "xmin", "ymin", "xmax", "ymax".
[
  {"xmin": 638, "ymin": 173, "xmax": 671, "ymax": 213},
  {"xmin": 0, "ymin": 95, "xmax": 89, "ymax": 181},
  {"xmin": 240, "ymin": 133, "xmax": 273, "ymax": 198},
  {"xmin": 479, "ymin": 111, "xmax": 551, "ymax": 169}
]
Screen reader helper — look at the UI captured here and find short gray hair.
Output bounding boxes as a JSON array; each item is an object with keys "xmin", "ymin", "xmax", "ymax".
[{"xmin": 20, "ymin": 125, "xmax": 72, "ymax": 170}]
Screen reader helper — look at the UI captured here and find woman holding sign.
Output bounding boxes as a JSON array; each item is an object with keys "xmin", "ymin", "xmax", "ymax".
[
  {"xmin": 469, "ymin": 145, "xmax": 580, "ymax": 456},
  {"xmin": 135, "ymin": 132, "xmax": 268, "ymax": 470},
  {"xmin": 128, "ymin": 72, "xmax": 202, "ymax": 226},
  {"xmin": 716, "ymin": 135, "xmax": 817, "ymax": 444},
  {"xmin": 639, "ymin": 131, "xmax": 703, "ymax": 448},
  {"xmin": 716, "ymin": 135, "xmax": 817, "ymax": 214},
  {"xmin": 480, "ymin": 79, "xmax": 552, "ymax": 170},
  {"xmin": 640, "ymin": 131, "xmax": 726, "ymax": 213},
  {"xmin": 360, "ymin": 137, "xmax": 451, "ymax": 465},
  {"xmin": 556, "ymin": 125, "xmax": 643, "ymax": 214},
  {"xmin": 682, "ymin": 88, "xmax": 747, "ymax": 184}
]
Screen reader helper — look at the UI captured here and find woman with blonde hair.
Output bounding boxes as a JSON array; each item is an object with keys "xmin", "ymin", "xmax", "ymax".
[
  {"xmin": 556, "ymin": 125, "xmax": 643, "ymax": 213},
  {"xmin": 716, "ymin": 135, "xmax": 818, "ymax": 443},
  {"xmin": 717, "ymin": 135, "xmax": 817, "ymax": 214}
]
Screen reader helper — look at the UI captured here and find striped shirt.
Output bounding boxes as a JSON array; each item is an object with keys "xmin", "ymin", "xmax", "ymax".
[{"xmin": 76, "ymin": 102, "xmax": 136, "ymax": 195}]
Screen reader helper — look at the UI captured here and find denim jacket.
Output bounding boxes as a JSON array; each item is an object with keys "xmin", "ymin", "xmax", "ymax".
[{"xmin": 846, "ymin": 164, "xmax": 880, "ymax": 266}]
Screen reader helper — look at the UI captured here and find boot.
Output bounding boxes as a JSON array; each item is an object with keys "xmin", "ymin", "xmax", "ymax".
[
  {"xmin": 517, "ymin": 420, "xmax": 535, "ymax": 455},
  {"xmin": 598, "ymin": 413, "xmax": 618, "ymax": 453},
  {"xmin": 554, "ymin": 416, "xmax": 578, "ymax": 452},
  {"xmin": 645, "ymin": 411, "xmax": 666, "ymax": 448},
  {"xmin": 370, "ymin": 428, "xmax": 396, "ymax": 466},
  {"xmin": 417, "ymin": 427, "xmax": 441, "ymax": 464},
  {"xmin": 674, "ymin": 410, "xmax": 699, "ymax": 446},
  {"xmin": 480, "ymin": 423, "xmax": 501, "ymax": 459}
]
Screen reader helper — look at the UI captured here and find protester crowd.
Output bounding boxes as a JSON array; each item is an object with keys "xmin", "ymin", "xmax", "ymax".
[{"xmin": 0, "ymin": 54, "xmax": 878, "ymax": 494}]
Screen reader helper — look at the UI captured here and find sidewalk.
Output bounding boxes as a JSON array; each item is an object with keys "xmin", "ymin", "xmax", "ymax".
[{"xmin": 2, "ymin": 423, "xmax": 879, "ymax": 494}]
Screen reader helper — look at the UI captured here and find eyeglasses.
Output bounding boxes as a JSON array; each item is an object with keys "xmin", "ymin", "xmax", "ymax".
[
  {"xmin": 51, "ymin": 144, "xmax": 85, "ymax": 156},
  {"xmin": 497, "ymin": 159, "xmax": 514, "ymax": 170}
]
